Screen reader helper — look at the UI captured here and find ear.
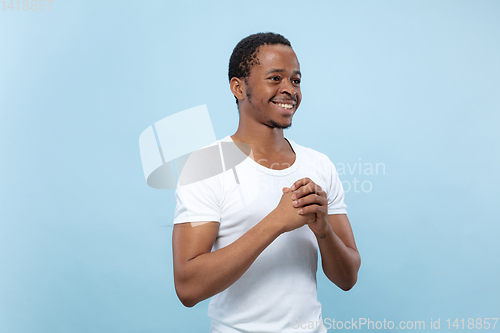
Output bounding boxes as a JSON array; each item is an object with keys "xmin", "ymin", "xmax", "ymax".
[{"xmin": 230, "ymin": 77, "xmax": 246, "ymax": 102}]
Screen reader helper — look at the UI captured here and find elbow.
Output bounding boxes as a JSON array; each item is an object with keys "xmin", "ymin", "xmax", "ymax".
[
  {"xmin": 174, "ymin": 264, "xmax": 206, "ymax": 307},
  {"xmin": 339, "ymin": 252, "xmax": 361, "ymax": 291},
  {"xmin": 178, "ymin": 295, "xmax": 198, "ymax": 308},
  {"xmin": 328, "ymin": 272, "xmax": 358, "ymax": 291},
  {"xmin": 175, "ymin": 284, "xmax": 199, "ymax": 308},
  {"xmin": 338, "ymin": 275, "xmax": 358, "ymax": 291},
  {"xmin": 173, "ymin": 266, "xmax": 198, "ymax": 307},
  {"xmin": 174, "ymin": 271, "xmax": 206, "ymax": 307},
  {"xmin": 332, "ymin": 259, "xmax": 360, "ymax": 291}
]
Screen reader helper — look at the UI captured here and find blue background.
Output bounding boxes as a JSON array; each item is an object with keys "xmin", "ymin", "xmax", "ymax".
[{"xmin": 1, "ymin": 1, "xmax": 499, "ymax": 332}]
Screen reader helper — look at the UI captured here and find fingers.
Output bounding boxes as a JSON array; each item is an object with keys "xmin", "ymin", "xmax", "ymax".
[
  {"xmin": 297, "ymin": 200, "xmax": 327, "ymax": 217},
  {"xmin": 291, "ymin": 182, "xmax": 325, "ymax": 201},
  {"xmin": 289, "ymin": 178, "xmax": 327, "ymax": 219},
  {"xmin": 293, "ymin": 192, "xmax": 328, "ymax": 210},
  {"xmin": 290, "ymin": 177, "xmax": 312, "ymax": 191}
]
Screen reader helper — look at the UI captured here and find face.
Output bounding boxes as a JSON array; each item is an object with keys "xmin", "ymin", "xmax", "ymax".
[{"xmin": 240, "ymin": 44, "xmax": 302, "ymax": 129}]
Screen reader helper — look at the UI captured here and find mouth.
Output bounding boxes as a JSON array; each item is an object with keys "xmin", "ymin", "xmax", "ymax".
[
  {"xmin": 273, "ymin": 102, "xmax": 294, "ymax": 110},
  {"xmin": 271, "ymin": 100, "xmax": 296, "ymax": 111}
]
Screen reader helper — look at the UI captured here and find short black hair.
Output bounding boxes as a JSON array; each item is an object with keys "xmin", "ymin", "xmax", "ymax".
[{"xmin": 228, "ymin": 32, "xmax": 292, "ymax": 82}]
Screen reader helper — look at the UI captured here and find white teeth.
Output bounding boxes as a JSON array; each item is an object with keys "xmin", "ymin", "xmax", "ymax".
[{"xmin": 277, "ymin": 103, "xmax": 293, "ymax": 109}]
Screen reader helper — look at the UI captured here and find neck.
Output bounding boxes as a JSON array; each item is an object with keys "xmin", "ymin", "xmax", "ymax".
[{"xmin": 231, "ymin": 113, "xmax": 293, "ymax": 158}]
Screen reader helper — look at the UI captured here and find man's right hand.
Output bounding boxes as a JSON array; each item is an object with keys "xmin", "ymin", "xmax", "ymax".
[{"xmin": 268, "ymin": 190, "xmax": 316, "ymax": 234}]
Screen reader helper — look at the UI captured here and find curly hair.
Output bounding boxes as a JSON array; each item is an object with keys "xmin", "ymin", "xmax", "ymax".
[{"xmin": 228, "ymin": 32, "xmax": 292, "ymax": 82}]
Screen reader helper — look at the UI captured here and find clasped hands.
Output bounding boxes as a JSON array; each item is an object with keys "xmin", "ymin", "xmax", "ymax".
[{"xmin": 282, "ymin": 177, "xmax": 330, "ymax": 237}]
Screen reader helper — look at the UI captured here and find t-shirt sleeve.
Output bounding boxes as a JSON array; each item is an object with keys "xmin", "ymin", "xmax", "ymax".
[
  {"xmin": 173, "ymin": 146, "xmax": 223, "ymax": 224},
  {"xmin": 173, "ymin": 175, "xmax": 222, "ymax": 224},
  {"xmin": 326, "ymin": 159, "xmax": 347, "ymax": 215}
]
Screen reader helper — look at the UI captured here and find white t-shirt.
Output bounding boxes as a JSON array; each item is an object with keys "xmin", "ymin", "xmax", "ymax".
[{"xmin": 174, "ymin": 136, "xmax": 347, "ymax": 333}]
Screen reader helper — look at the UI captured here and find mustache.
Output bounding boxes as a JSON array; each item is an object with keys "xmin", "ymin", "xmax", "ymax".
[{"xmin": 271, "ymin": 96, "xmax": 298, "ymax": 103}]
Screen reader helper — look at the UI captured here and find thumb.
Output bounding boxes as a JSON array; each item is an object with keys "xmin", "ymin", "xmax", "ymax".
[{"xmin": 282, "ymin": 187, "xmax": 291, "ymax": 193}]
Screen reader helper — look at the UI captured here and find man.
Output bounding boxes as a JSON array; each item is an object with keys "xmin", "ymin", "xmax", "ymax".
[{"xmin": 172, "ymin": 32, "xmax": 360, "ymax": 333}]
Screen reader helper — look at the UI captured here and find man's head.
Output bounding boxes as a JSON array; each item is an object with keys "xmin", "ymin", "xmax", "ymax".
[
  {"xmin": 228, "ymin": 32, "xmax": 301, "ymax": 129},
  {"xmin": 228, "ymin": 32, "xmax": 292, "ymax": 84}
]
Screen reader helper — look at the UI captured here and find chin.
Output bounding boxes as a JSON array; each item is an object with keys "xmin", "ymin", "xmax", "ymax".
[{"xmin": 267, "ymin": 119, "xmax": 292, "ymax": 129}]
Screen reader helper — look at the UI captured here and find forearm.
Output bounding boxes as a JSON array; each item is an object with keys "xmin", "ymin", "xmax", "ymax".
[
  {"xmin": 174, "ymin": 215, "xmax": 282, "ymax": 307},
  {"xmin": 316, "ymin": 223, "xmax": 361, "ymax": 291}
]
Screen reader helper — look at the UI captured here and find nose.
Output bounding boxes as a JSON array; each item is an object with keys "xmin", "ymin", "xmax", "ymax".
[{"xmin": 279, "ymin": 79, "xmax": 297, "ymax": 98}]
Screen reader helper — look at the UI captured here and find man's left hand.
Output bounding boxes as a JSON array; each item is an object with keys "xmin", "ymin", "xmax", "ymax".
[{"xmin": 283, "ymin": 177, "xmax": 330, "ymax": 237}]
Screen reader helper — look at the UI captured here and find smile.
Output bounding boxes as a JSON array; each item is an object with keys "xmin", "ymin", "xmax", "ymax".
[{"xmin": 273, "ymin": 102, "xmax": 294, "ymax": 110}]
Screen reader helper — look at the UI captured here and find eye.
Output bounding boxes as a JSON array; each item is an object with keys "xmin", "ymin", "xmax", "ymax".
[
  {"xmin": 269, "ymin": 76, "xmax": 281, "ymax": 82},
  {"xmin": 293, "ymin": 78, "xmax": 301, "ymax": 84}
]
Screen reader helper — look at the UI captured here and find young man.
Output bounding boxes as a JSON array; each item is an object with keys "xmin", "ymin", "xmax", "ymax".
[{"xmin": 172, "ymin": 32, "xmax": 360, "ymax": 333}]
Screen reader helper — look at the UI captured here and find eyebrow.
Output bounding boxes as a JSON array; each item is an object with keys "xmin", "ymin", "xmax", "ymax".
[{"xmin": 265, "ymin": 68, "xmax": 302, "ymax": 77}]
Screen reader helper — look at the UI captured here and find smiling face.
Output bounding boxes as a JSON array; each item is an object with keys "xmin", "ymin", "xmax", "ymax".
[{"xmin": 236, "ymin": 44, "xmax": 302, "ymax": 129}]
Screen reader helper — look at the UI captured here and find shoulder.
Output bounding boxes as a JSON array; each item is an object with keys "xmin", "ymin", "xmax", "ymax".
[{"xmin": 177, "ymin": 136, "xmax": 233, "ymax": 187}]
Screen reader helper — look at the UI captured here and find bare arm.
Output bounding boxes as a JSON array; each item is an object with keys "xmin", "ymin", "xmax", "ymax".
[
  {"xmin": 172, "ymin": 192, "xmax": 315, "ymax": 307},
  {"xmin": 286, "ymin": 178, "xmax": 361, "ymax": 291},
  {"xmin": 316, "ymin": 214, "xmax": 360, "ymax": 290}
]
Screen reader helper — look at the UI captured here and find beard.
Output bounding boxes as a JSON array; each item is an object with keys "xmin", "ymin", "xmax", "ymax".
[{"xmin": 266, "ymin": 119, "xmax": 292, "ymax": 129}]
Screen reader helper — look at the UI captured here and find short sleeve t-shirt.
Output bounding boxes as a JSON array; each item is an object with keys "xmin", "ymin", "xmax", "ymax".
[{"xmin": 174, "ymin": 136, "xmax": 347, "ymax": 333}]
